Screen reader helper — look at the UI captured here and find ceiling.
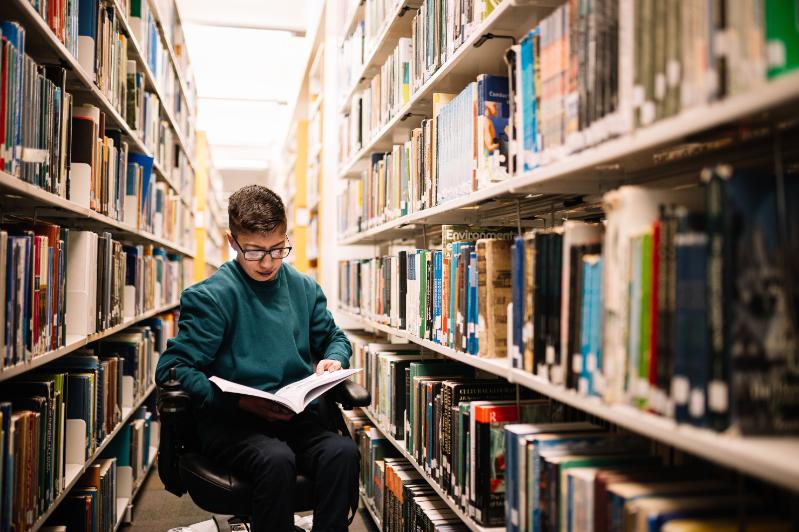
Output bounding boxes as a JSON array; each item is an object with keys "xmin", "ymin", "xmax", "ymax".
[{"xmin": 177, "ymin": 0, "xmax": 319, "ymax": 179}]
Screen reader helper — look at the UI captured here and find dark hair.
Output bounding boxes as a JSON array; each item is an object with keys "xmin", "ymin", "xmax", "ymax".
[{"xmin": 228, "ymin": 185, "xmax": 287, "ymax": 235}]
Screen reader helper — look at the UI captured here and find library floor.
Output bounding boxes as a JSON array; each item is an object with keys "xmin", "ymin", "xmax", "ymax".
[{"xmin": 123, "ymin": 467, "xmax": 379, "ymax": 532}]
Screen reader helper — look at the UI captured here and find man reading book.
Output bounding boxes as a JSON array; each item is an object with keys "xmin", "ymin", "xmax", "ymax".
[{"xmin": 155, "ymin": 185, "xmax": 358, "ymax": 532}]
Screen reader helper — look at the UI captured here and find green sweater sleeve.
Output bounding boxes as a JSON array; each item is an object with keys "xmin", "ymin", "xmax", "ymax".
[
  {"xmin": 309, "ymin": 282, "xmax": 352, "ymax": 368},
  {"xmin": 155, "ymin": 286, "xmax": 235, "ymax": 415}
]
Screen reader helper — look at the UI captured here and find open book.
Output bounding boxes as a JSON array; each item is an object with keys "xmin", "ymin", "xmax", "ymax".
[{"xmin": 209, "ymin": 368, "xmax": 362, "ymax": 414}]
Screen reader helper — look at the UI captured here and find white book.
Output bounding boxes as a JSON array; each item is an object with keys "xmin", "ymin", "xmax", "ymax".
[
  {"xmin": 66, "ymin": 231, "xmax": 98, "ymax": 336},
  {"xmin": 209, "ymin": 368, "xmax": 362, "ymax": 415}
]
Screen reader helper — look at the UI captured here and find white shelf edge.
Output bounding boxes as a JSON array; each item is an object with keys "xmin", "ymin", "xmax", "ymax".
[
  {"xmin": 360, "ymin": 407, "xmax": 503, "ymax": 532},
  {"xmin": 338, "ymin": 69, "xmax": 799, "ymax": 245},
  {"xmin": 31, "ymin": 384, "xmax": 159, "ymax": 531},
  {"xmin": 0, "ymin": 302, "xmax": 179, "ymax": 383},
  {"xmin": 0, "ymin": 170, "xmax": 194, "ymax": 256},
  {"xmin": 339, "ymin": 308, "xmax": 799, "ymax": 492}
]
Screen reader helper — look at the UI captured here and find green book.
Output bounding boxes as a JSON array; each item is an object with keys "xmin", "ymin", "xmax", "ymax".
[
  {"xmin": 407, "ymin": 361, "xmax": 472, "ymax": 456},
  {"xmin": 766, "ymin": 0, "xmax": 799, "ymax": 78}
]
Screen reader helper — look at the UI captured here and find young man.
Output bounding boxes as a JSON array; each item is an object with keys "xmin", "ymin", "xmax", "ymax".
[{"xmin": 155, "ymin": 185, "xmax": 358, "ymax": 532}]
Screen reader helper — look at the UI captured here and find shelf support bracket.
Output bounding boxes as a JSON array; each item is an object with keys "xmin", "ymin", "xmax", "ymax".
[
  {"xmin": 400, "ymin": 112, "xmax": 426, "ymax": 122},
  {"xmin": 473, "ymin": 33, "xmax": 516, "ymax": 48}
]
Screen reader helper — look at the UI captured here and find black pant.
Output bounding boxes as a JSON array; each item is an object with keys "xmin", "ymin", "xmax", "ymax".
[{"xmin": 202, "ymin": 409, "xmax": 360, "ymax": 532}]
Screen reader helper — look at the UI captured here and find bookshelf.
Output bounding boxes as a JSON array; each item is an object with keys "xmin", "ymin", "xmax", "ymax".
[
  {"xmin": 323, "ymin": 0, "xmax": 799, "ymax": 528},
  {"xmin": 113, "ymin": 445, "xmax": 158, "ymax": 530},
  {"xmin": 29, "ymin": 383, "xmax": 157, "ymax": 531},
  {"xmin": 0, "ymin": 170, "xmax": 194, "ymax": 256},
  {"xmin": 277, "ymin": 6, "xmax": 328, "ymax": 279},
  {"xmin": 337, "ymin": 308, "xmax": 799, "ymax": 493},
  {"xmin": 193, "ymin": 131, "xmax": 229, "ymax": 280},
  {"xmin": 1, "ymin": 0, "xmax": 197, "ymax": 198},
  {"xmin": 360, "ymin": 407, "xmax": 502, "ymax": 532},
  {"xmin": 0, "ymin": 302, "xmax": 179, "ymax": 383},
  {"xmin": 0, "ymin": 0, "xmax": 202, "ymax": 528}
]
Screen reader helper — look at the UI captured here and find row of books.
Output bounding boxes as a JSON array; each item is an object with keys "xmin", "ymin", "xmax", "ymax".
[
  {"xmin": 339, "ymin": 0, "xmax": 506, "ymax": 163},
  {"xmin": 0, "ymin": 221, "xmax": 188, "ymax": 370},
  {"xmin": 0, "ymin": 314, "xmax": 172, "ymax": 532},
  {"xmin": 24, "ymin": 0, "xmax": 193, "ymax": 144},
  {"xmin": 337, "ymin": 75, "xmax": 512, "ymax": 236},
  {"xmin": 348, "ymin": 337, "xmax": 792, "ymax": 530},
  {"xmin": 337, "ymin": 0, "xmax": 799, "ymax": 235},
  {"xmin": 348, "ymin": 407, "xmax": 469, "ymax": 532},
  {"xmin": 340, "ymin": 166, "xmax": 799, "ymax": 435},
  {"xmin": 44, "ymin": 404, "xmax": 159, "ymax": 532},
  {"xmin": 127, "ymin": 0, "xmax": 193, "ymax": 141},
  {"xmin": 2, "ymin": 17, "xmax": 195, "ymax": 208},
  {"xmin": 0, "ymin": 28, "xmax": 193, "ymax": 247}
]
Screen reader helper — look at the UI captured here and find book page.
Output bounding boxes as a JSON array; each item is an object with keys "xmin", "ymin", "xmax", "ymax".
[
  {"xmin": 209, "ymin": 368, "xmax": 361, "ymax": 414},
  {"xmin": 275, "ymin": 368, "xmax": 361, "ymax": 411}
]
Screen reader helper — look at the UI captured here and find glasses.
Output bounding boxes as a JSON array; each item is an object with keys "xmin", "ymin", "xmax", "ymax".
[{"xmin": 231, "ymin": 233, "xmax": 292, "ymax": 261}]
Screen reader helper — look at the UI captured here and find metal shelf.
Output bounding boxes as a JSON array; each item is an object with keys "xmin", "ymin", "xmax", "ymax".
[
  {"xmin": 338, "ymin": 308, "xmax": 799, "ymax": 493},
  {"xmin": 0, "ymin": 170, "xmax": 195, "ymax": 256},
  {"xmin": 339, "ymin": 69, "xmax": 799, "ymax": 245},
  {"xmin": 31, "ymin": 384, "xmax": 159, "ymax": 531},
  {"xmin": 0, "ymin": 302, "xmax": 180, "ymax": 383}
]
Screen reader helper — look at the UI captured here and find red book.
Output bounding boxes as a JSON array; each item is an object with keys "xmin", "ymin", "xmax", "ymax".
[{"xmin": 648, "ymin": 221, "xmax": 660, "ymax": 406}]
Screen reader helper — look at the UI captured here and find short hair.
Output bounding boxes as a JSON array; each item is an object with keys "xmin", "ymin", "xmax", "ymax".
[{"xmin": 227, "ymin": 185, "xmax": 287, "ymax": 235}]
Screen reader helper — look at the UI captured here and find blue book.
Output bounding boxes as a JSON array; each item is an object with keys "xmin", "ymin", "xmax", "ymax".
[
  {"xmin": 520, "ymin": 29, "xmax": 540, "ymax": 171},
  {"xmin": 432, "ymin": 250, "xmax": 443, "ymax": 344},
  {"xmin": 467, "ymin": 250, "xmax": 479, "ymax": 355},
  {"xmin": 511, "ymin": 236, "xmax": 525, "ymax": 368},
  {"xmin": 449, "ymin": 243, "xmax": 461, "ymax": 348},
  {"xmin": 476, "ymin": 74, "xmax": 510, "ymax": 181},
  {"xmin": 579, "ymin": 256, "xmax": 603, "ymax": 396},
  {"xmin": 0, "ymin": 22, "xmax": 24, "ymax": 174},
  {"xmin": 672, "ymin": 210, "xmax": 708, "ymax": 425},
  {"xmin": 127, "ymin": 152, "xmax": 153, "ymax": 227}
]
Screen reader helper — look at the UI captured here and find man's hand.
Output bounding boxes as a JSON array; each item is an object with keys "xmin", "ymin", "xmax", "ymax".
[
  {"xmin": 316, "ymin": 359, "xmax": 342, "ymax": 374},
  {"xmin": 238, "ymin": 395, "xmax": 294, "ymax": 421}
]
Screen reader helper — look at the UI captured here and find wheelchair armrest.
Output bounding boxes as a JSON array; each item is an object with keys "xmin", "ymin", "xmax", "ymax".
[{"xmin": 329, "ymin": 380, "xmax": 370, "ymax": 410}]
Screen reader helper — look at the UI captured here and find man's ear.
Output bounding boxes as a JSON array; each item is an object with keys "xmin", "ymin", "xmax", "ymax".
[{"xmin": 226, "ymin": 232, "xmax": 236, "ymax": 249}]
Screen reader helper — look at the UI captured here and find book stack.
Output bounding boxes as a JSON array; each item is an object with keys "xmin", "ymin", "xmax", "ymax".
[{"xmin": 338, "ymin": 225, "xmax": 516, "ymax": 356}]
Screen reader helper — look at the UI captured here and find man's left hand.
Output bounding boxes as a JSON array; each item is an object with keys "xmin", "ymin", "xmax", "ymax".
[{"xmin": 316, "ymin": 359, "xmax": 342, "ymax": 374}]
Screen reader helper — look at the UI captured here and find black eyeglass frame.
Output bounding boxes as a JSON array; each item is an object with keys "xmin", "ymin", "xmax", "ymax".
[{"xmin": 230, "ymin": 232, "xmax": 293, "ymax": 261}]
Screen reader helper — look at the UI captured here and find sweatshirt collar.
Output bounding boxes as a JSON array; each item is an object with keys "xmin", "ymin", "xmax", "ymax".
[{"xmin": 232, "ymin": 259, "xmax": 283, "ymax": 291}]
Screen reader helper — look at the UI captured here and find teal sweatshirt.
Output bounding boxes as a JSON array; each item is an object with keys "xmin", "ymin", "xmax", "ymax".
[{"xmin": 155, "ymin": 260, "xmax": 351, "ymax": 436}]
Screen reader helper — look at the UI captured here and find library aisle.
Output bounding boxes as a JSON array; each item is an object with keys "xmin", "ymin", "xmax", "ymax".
[{"xmin": 1, "ymin": 0, "xmax": 799, "ymax": 529}]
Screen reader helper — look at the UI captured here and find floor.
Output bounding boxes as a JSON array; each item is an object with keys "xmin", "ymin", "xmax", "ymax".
[{"xmin": 123, "ymin": 467, "xmax": 380, "ymax": 532}]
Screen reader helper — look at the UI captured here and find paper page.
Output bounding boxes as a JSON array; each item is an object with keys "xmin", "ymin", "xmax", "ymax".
[
  {"xmin": 209, "ymin": 376, "xmax": 297, "ymax": 412},
  {"xmin": 275, "ymin": 368, "xmax": 362, "ymax": 410}
]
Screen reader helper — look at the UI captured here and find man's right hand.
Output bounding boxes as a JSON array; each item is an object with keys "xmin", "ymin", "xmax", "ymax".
[{"xmin": 238, "ymin": 395, "xmax": 295, "ymax": 421}]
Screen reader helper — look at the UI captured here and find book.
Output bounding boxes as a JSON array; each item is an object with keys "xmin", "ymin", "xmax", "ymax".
[{"xmin": 209, "ymin": 368, "xmax": 362, "ymax": 414}]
